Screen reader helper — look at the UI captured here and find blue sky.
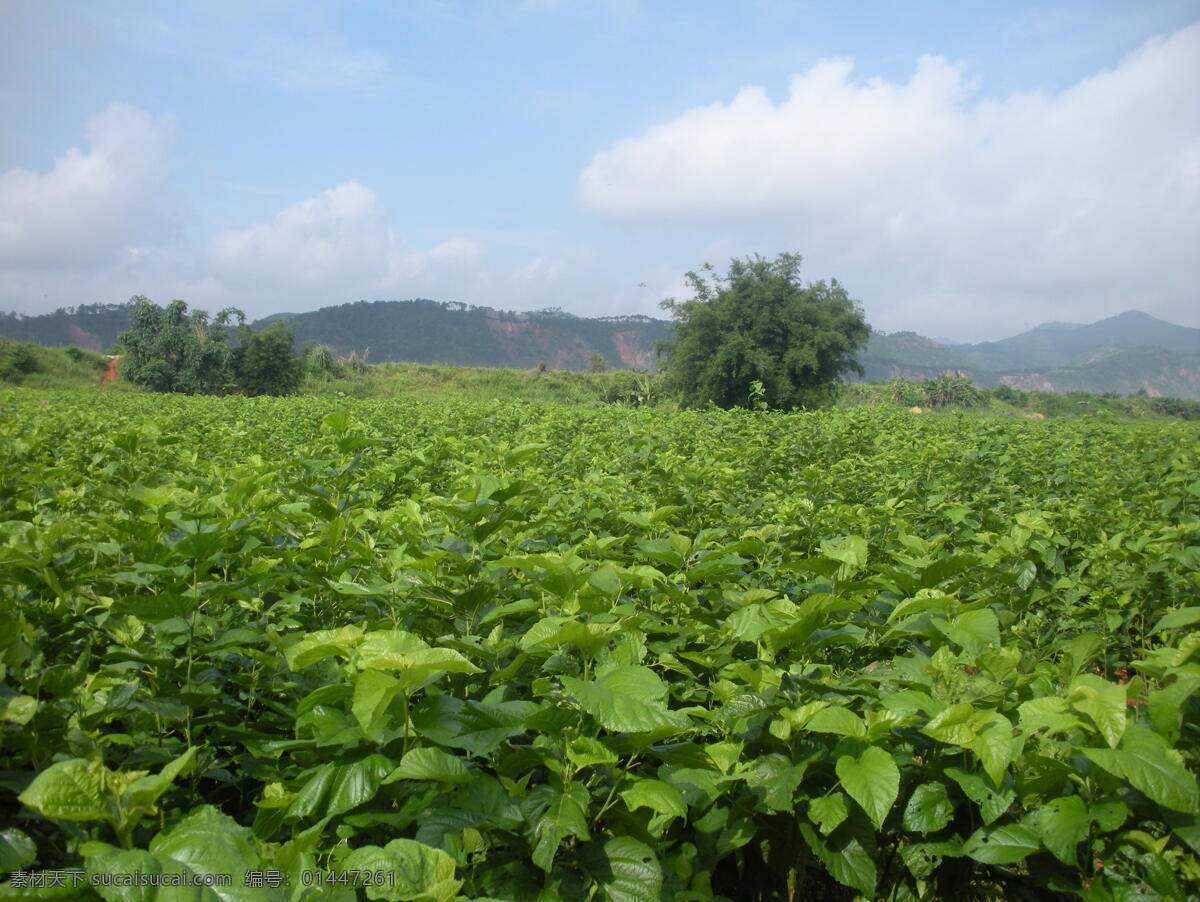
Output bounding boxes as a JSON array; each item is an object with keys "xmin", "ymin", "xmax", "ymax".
[{"xmin": 1, "ymin": 1, "xmax": 1197, "ymax": 341}]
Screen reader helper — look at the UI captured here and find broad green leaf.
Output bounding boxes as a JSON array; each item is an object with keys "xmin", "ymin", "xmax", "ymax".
[
  {"xmin": 1036, "ymin": 796, "xmax": 1088, "ymax": 866},
  {"xmin": 1084, "ymin": 727, "xmax": 1200, "ymax": 812},
  {"xmin": 149, "ymin": 805, "xmax": 263, "ymax": 895},
  {"xmin": 523, "ymin": 783, "xmax": 591, "ymax": 872},
  {"xmin": 621, "ymin": 779, "xmax": 686, "ymax": 818},
  {"xmin": 945, "ymin": 767, "xmax": 1014, "ymax": 824},
  {"xmin": 934, "ymin": 608, "xmax": 999, "ymax": 656},
  {"xmin": 390, "ymin": 747, "xmax": 472, "ymax": 784},
  {"xmin": 821, "ymin": 535, "xmax": 867, "ymax": 572},
  {"xmin": 587, "ymin": 564, "xmax": 623, "ymax": 595},
  {"xmin": 566, "ymin": 736, "xmax": 618, "ymax": 769},
  {"xmin": 364, "ymin": 647, "xmax": 481, "ymax": 688},
  {"xmin": 1069, "ymin": 674, "xmax": 1126, "ymax": 748},
  {"xmin": 342, "ymin": 838, "xmax": 461, "ymax": 902},
  {"xmin": 743, "ymin": 754, "xmax": 806, "ymax": 812},
  {"xmin": 969, "ymin": 712, "xmax": 1020, "ymax": 786},
  {"xmin": 291, "ymin": 755, "xmax": 393, "ymax": 819},
  {"xmin": 1018, "ymin": 696, "xmax": 1082, "ymax": 735},
  {"xmin": 0, "ymin": 827, "xmax": 36, "ymax": 872},
  {"xmin": 353, "ymin": 670, "xmax": 402, "ymax": 734},
  {"xmin": 18, "ymin": 758, "xmax": 109, "ymax": 821},
  {"xmin": 561, "ymin": 667, "xmax": 689, "ymax": 734},
  {"xmin": 285, "ymin": 626, "xmax": 364, "ymax": 670},
  {"xmin": 580, "ymin": 835, "xmax": 663, "ymax": 902},
  {"xmin": 836, "ymin": 746, "xmax": 900, "ymax": 830},
  {"xmin": 963, "ymin": 823, "xmax": 1040, "ymax": 864},
  {"xmin": 724, "ymin": 604, "xmax": 778, "ymax": 642},
  {"xmin": 902, "ymin": 782, "xmax": 953, "ymax": 833},
  {"xmin": 805, "ymin": 706, "xmax": 867, "ymax": 738},
  {"xmin": 81, "ymin": 842, "xmax": 163, "ymax": 902},
  {"xmin": 798, "ymin": 821, "xmax": 876, "ymax": 897},
  {"xmin": 1148, "ymin": 672, "xmax": 1200, "ymax": 740},
  {"xmin": 809, "ymin": 793, "xmax": 849, "ymax": 835},
  {"xmin": 1151, "ymin": 606, "xmax": 1200, "ymax": 633},
  {"xmin": 123, "ymin": 746, "xmax": 198, "ymax": 816},
  {"xmin": 0, "ymin": 694, "xmax": 37, "ymax": 725},
  {"xmin": 922, "ymin": 702, "xmax": 976, "ymax": 746}
]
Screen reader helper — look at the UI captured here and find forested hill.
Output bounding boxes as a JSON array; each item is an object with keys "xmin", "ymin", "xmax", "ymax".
[
  {"xmin": 0, "ymin": 300, "xmax": 673, "ymax": 371},
  {"xmin": 258, "ymin": 300, "xmax": 671, "ymax": 371},
  {"xmin": 3, "ymin": 300, "xmax": 1199, "ymax": 396}
]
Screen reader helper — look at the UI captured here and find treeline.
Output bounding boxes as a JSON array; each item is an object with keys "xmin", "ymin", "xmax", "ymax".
[{"xmin": 118, "ymin": 297, "xmax": 303, "ymax": 396}]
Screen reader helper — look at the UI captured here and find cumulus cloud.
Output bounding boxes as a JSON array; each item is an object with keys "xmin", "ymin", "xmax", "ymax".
[
  {"xmin": 210, "ymin": 181, "xmax": 391, "ymax": 290},
  {"xmin": 579, "ymin": 24, "xmax": 1200, "ymax": 337},
  {"xmin": 0, "ymin": 103, "xmax": 175, "ymax": 269}
]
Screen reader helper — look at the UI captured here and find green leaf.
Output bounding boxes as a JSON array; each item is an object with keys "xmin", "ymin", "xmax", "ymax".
[
  {"xmin": 963, "ymin": 822, "xmax": 1040, "ymax": 864},
  {"xmin": 523, "ymin": 783, "xmax": 591, "ymax": 872},
  {"xmin": 835, "ymin": 746, "xmax": 900, "ymax": 830},
  {"xmin": 390, "ymin": 748, "xmax": 472, "ymax": 784},
  {"xmin": 561, "ymin": 666, "xmax": 689, "ymax": 734},
  {"xmin": 587, "ymin": 564, "xmax": 623, "ymax": 596},
  {"xmin": 123, "ymin": 746, "xmax": 197, "ymax": 817},
  {"xmin": 18, "ymin": 758, "xmax": 109, "ymax": 822},
  {"xmin": 580, "ymin": 836, "xmax": 663, "ymax": 902},
  {"xmin": 0, "ymin": 828, "xmax": 36, "ymax": 873},
  {"xmin": 0, "ymin": 694, "xmax": 37, "ymax": 725},
  {"xmin": 1151, "ymin": 606, "xmax": 1200, "ymax": 633},
  {"xmin": 1069, "ymin": 674, "xmax": 1126, "ymax": 748},
  {"xmin": 1084, "ymin": 727, "xmax": 1200, "ymax": 812},
  {"xmin": 149, "ymin": 805, "xmax": 264, "ymax": 896},
  {"xmin": 1018, "ymin": 696, "xmax": 1082, "ymax": 735},
  {"xmin": 798, "ymin": 821, "xmax": 876, "ymax": 897},
  {"xmin": 922, "ymin": 702, "xmax": 976, "ymax": 746},
  {"xmin": 566, "ymin": 736, "xmax": 618, "ymax": 769},
  {"xmin": 805, "ymin": 706, "xmax": 867, "ymax": 738},
  {"xmin": 902, "ymin": 782, "xmax": 954, "ymax": 833},
  {"xmin": 621, "ymin": 779, "xmax": 687, "ymax": 819},
  {"xmin": 809, "ymin": 793, "xmax": 849, "ymax": 835},
  {"xmin": 284, "ymin": 626, "xmax": 364, "ymax": 670},
  {"xmin": 81, "ymin": 842, "xmax": 163, "ymax": 902},
  {"xmin": 934, "ymin": 608, "xmax": 999, "ymax": 656},
  {"xmin": 352, "ymin": 670, "xmax": 402, "ymax": 734},
  {"xmin": 342, "ymin": 838, "xmax": 462, "ymax": 902},
  {"xmin": 362, "ymin": 647, "xmax": 481, "ymax": 689},
  {"xmin": 969, "ymin": 712, "xmax": 1020, "ymax": 786},
  {"xmin": 291, "ymin": 755, "xmax": 394, "ymax": 819},
  {"xmin": 1036, "ymin": 796, "xmax": 1088, "ymax": 866},
  {"xmin": 945, "ymin": 767, "xmax": 1014, "ymax": 825}
]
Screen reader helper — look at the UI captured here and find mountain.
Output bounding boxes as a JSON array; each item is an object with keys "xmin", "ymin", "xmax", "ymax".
[
  {"xmin": 860, "ymin": 310, "xmax": 1200, "ymax": 399},
  {"xmin": 0, "ymin": 304, "xmax": 130, "ymax": 352},
  {"xmin": 261, "ymin": 300, "xmax": 671, "ymax": 370},
  {"xmin": 0, "ymin": 299, "xmax": 672, "ymax": 371},
  {"xmin": 3, "ymin": 300, "xmax": 1198, "ymax": 397},
  {"xmin": 952, "ymin": 310, "xmax": 1200, "ymax": 371}
]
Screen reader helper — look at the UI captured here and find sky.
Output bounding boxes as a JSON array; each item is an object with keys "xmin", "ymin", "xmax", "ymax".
[{"xmin": 1, "ymin": 1, "xmax": 1197, "ymax": 342}]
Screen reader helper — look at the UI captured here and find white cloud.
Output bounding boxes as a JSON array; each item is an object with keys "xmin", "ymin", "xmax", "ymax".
[
  {"xmin": 0, "ymin": 103, "xmax": 175, "ymax": 269},
  {"xmin": 579, "ymin": 24, "xmax": 1200, "ymax": 338},
  {"xmin": 209, "ymin": 181, "xmax": 391, "ymax": 290}
]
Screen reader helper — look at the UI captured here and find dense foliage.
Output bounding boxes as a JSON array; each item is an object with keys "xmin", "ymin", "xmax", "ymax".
[
  {"xmin": 2, "ymin": 391, "xmax": 1198, "ymax": 900},
  {"xmin": 118, "ymin": 298, "xmax": 303, "ymax": 396},
  {"xmin": 660, "ymin": 254, "xmax": 870, "ymax": 410}
]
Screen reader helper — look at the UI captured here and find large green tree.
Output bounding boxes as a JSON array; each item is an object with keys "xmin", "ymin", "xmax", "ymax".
[
  {"xmin": 118, "ymin": 297, "xmax": 243, "ymax": 394},
  {"xmin": 117, "ymin": 297, "xmax": 301, "ymax": 396},
  {"xmin": 237, "ymin": 320, "xmax": 304, "ymax": 396},
  {"xmin": 659, "ymin": 253, "xmax": 870, "ymax": 410}
]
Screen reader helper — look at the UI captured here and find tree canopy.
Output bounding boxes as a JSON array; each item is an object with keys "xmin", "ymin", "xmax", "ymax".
[
  {"xmin": 659, "ymin": 253, "xmax": 871, "ymax": 410},
  {"xmin": 117, "ymin": 297, "xmax": 302, "ymax": 396}
]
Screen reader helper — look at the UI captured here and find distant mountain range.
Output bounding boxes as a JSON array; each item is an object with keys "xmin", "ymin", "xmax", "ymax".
[
  {"xmin": 2, "ymin": 301, "xmax": 1198, "ymax": 399},
  {"xmin": 861, "ymin": 310, "xmax": 1200, "ymax": 399}
]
